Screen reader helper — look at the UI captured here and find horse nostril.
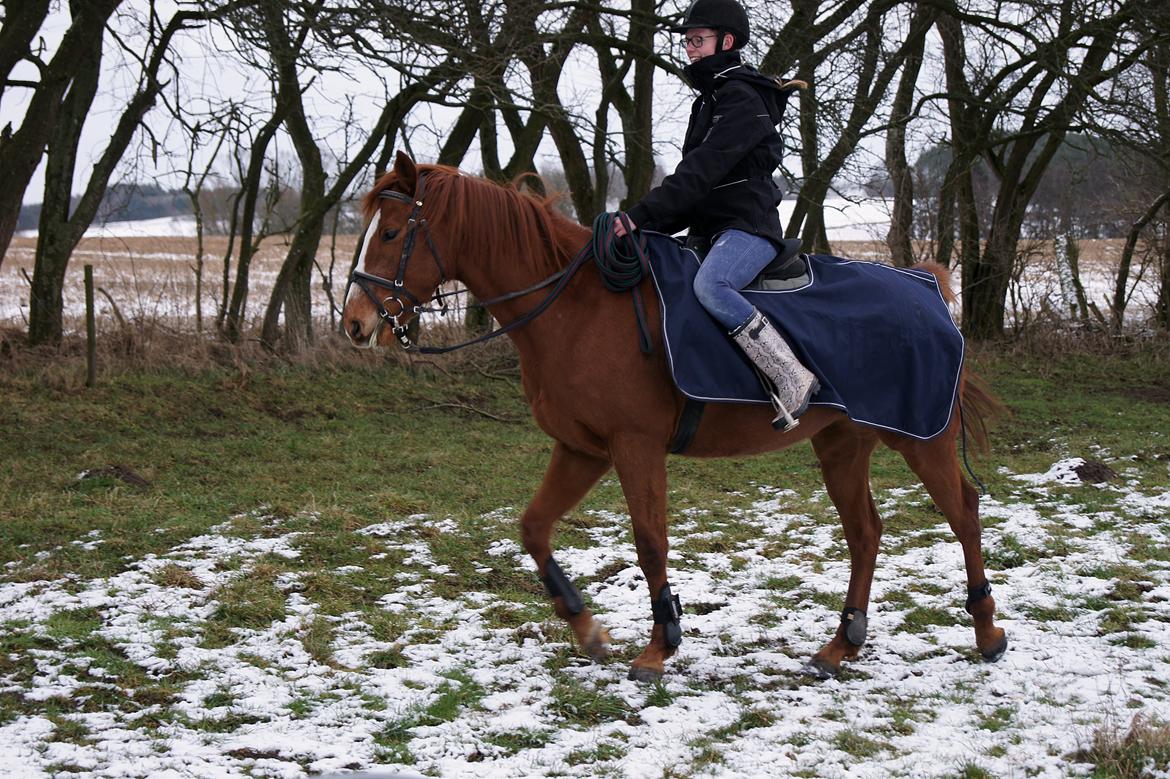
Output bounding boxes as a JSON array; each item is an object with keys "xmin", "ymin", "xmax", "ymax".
[{"xmin": 349, "ymin": 320, "xmax": 364, "ymax": 341}]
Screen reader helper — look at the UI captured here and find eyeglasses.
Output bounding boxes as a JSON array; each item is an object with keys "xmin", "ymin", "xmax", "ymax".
[{"xmin": 681, "ymin": 34, "xmax": 715, "ymax": 48}]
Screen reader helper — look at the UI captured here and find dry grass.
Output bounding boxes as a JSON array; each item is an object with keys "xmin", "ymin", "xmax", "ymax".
[
  {"xmin": 2, "ymin": 234, "xmax": 1164, "ymax": 383},
  {"xmin": 1075, "ymin": 715, "xmax": 1170, "ymax": 778},
  {"xmin": 1, "ymin": 232, "xmax": 358, "ymax": 338}
]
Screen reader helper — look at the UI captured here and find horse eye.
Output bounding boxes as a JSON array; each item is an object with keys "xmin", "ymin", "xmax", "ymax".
[{"xmin": 382, "ymin": 229, "xmax": 399, "ymax": 242}]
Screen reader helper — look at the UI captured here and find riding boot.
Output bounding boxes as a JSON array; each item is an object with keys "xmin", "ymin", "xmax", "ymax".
[{"xmin": 730, "ymin": 308, "xmax": 819, "ymax": 432}]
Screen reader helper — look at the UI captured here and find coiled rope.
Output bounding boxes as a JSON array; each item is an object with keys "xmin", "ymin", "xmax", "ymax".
[{"xmin": 590, "ymin": 212, "xmax": 654, "ymax": 353}]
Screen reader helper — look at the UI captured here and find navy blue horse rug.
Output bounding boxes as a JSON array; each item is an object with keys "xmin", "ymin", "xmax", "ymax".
[{"xmin": 643, "ymin": 232, "xmax": 965, "ymax": 440}]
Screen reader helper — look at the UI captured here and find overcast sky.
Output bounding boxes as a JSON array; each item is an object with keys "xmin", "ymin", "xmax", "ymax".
[{"xmin": 3, "ymin": 2, "xmax": 911, "ymax": 211}]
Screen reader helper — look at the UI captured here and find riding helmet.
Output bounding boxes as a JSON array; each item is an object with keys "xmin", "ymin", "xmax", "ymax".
[{"xmin": 670, "ymin": 0, "xmax": 750, "ymax": 49}]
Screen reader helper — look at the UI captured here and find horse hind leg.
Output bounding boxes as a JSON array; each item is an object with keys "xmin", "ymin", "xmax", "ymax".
[
  {"xmin": 883, "ymin": 429, "xmax": 1008, "ymax": 662},
  {"xmin": 806, "ymin": 423, "xmax": 883, "ymax": 678},
  {"xmin": 521, "ymin": 442, "xmax": 613, "ymax": 661}
]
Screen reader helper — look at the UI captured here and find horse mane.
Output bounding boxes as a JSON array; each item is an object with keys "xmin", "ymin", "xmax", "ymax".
[{"xmin": 361, "ymin": 165, "xmax": 585, "ymax": 277}]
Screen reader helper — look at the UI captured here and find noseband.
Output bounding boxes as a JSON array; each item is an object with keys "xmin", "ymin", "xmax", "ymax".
[{"xmin": 348, "ymin": 172, "xmax": 448, "ymax": 350}]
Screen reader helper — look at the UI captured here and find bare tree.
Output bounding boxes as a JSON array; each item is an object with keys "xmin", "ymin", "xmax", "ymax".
[
  {"xmin": 25, "ymin": 1, "xmax": 233, "ymax": 345},
  {"xmin": 935, "ymin": 0, "xmax": 1159, "ymax": 339},
  {"xmin": 0, "ymin": 0, "xmax": 122, "ymax": 270}
]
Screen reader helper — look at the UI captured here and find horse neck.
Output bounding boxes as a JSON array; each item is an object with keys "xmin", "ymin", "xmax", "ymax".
[{"xmin": 454, "ymin": 218, "xmax": 593, "ymax": 337}]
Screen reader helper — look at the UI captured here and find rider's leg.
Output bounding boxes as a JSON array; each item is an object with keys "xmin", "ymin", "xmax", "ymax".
[
  {"xmin": 693, "ymin": 230, "xmax": 818, "ymax": 431},
  {"xmin": 692, "ymin": 229, "xmax": 775, "ymax": 329}
]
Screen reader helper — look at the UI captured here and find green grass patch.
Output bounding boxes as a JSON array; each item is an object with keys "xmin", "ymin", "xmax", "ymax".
[
  {"xmin": 644, "ymin": 682, "xmax": 674, "ymax": 708},
  {"xmin": 373, "ymin": 669, "xmax": 485, "ymax": 763},
  {"xmin": 983, "ymin": 533, "xmax": 1045, "ymax": 570},
  {"xmin": 45, "ymin": 608, "xmax": 103, "ymax": 643},
  {"xmin": 485, "ymin": 728, "xmax": 556, "ymax": 755},
  {"xmin": 567, "ymin": 740, "xmax": 627, "ymax": 765},
  {"xmin": 897, "ymin": 606, "xmax": 961, "ymax": 633},
  {"xmin": 951, "ymin": 763, "xmax": 996, "ymax": 779},
  {"xmin": 833, "ymin": 727, "xmax": 889, "ymax": 757},
  {"xmin": 978, "ymin": 705, "xmax": 1015, "ymax": 732},
  {"xmin": 202, "ymin": 564, "xmax": 288, "ymax": 646},
  {"xmin": 548, "ymin": 678, "xmax": 631, "ymax": 726},
  {"xmin": 1098, "ymin": 607, "xmax": 1147, "ymax": 635},
  {"xmin": 299, "ymin": 616, "xmax": 338, "ymax": 667}
]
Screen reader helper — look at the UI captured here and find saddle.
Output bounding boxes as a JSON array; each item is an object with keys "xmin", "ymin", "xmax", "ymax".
[{"xmin": 684, "ymin": 235, "xmax": 809, "ymax": 291}]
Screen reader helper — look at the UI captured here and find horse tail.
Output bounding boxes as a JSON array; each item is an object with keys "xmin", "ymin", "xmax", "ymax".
[
  {"xmin": 958, "ymin": 370, "xmax": 1006, "ymax": 457},
  {"xmin": 909, "ymin": 261, "xmax": 1005, "ymax": 455},
  {"xmin": 913, "ymin": 261, "xmax": 957, "ymax": 304}
]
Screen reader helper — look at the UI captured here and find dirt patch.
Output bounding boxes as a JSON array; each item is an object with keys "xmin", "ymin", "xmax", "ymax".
[
  {"xmin": 1118, "ymin": 385, "xmax": 1170, "ymax": 405},
  {"xmin": 1075, "ymin": 460, "xmax": 1118, "ymax": 484}
]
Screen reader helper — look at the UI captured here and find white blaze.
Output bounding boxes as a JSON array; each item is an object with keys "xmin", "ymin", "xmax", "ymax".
[{"xmin": 345, "ymin": 215, "xmax": 383, "ymax": 309}]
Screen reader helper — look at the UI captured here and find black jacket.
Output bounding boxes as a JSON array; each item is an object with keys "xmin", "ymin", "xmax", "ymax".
[{"xmin": 626, "ymin": 52, "xmax": 798, "ymax": 248}]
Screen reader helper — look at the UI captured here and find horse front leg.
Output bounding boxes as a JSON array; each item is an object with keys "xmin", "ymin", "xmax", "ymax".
[
  {"xmin": 521, "ymin": 442, "xmax": 613, "ymax": 661},
  {"xmin": 807, "ymin": 424, "xmax": 883, "ymax": 678},
  {"xmin": 612, "ymin": 439, "xmax": 678, "ymax": 682}
]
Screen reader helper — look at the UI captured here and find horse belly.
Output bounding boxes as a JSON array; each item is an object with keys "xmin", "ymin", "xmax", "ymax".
[{"xmin": 680, "ymin": 405, "xmax": 842, "ymax": 458}]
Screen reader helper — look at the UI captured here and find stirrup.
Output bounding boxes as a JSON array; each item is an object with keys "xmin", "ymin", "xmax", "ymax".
[{"xmin": 751, "ymin": 365, "xmax": 799, "ymax": 432}]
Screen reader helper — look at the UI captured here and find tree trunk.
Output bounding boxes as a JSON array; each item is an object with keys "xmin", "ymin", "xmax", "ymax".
[
  {"xmin": 0, "ymin": 0, "xmax": 120, "ymax": 269},
  {"xmin": 27, "ymin": 4, "xmax": 105, "ymax": 345},
  {"xmin": 259, "ymin": 4, "xmax": 327, "ymax": 352},
  {"xmin": 621, "ymin": 0, "xmax": 656, "ymax": 205},
  {"xmin": 884, "ymin": 12, "xmax": 929, "ymax": 267},
  {"xmin": 222, "ymin": 112, "xmax": 285, "ymax": 342},
  {"xmin": 1158, "ymin": 230, "xmax": 1170, "ymax": 330}
]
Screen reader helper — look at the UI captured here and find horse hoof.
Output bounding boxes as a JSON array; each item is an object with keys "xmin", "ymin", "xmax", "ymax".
[
  {"xmin": 980, "ymin": 635, "xmax": 1008, "ymax": 662},
  {"xmin": 627, "ymin": 664, "xmax": 663, "ymax": 683},
  {"xmin": 801, "ymin": 657, "xmax": 838, "ymax": 680},
  {"xmin": 585, "ymin": 624, "xmax": 612, "ymax": 662}
]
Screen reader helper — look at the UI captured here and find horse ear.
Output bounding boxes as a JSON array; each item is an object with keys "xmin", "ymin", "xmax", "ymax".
[{"xmin": 393, "ymin": 151, "xmax": 417, "ymax": 192}]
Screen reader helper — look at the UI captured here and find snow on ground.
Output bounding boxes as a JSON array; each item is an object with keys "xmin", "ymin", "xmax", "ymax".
[
  {"xmin": 1, "ymin": 459, "xmax": 1169, "ymax": 778},
  {"xmin": 15, "ymin": 216, "xmax": 200, "ymax": 240}
]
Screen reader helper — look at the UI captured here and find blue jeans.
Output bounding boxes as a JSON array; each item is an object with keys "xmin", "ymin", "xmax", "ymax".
[{"xmin": 692, "ymin": 229, "xmax": 777, "ymax": 330}]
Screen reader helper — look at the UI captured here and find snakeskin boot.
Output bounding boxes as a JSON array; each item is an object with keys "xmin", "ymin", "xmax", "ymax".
[{"xmin": 730, "ymin": 308, "xmax": 820, "ymax": 432}]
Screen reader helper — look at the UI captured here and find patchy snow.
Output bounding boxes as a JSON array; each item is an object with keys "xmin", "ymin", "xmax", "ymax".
[
  {"xmin": 1, "ymin": 470, "xmax": 1169, "ymax": 777},
  {"xmin": 1012, "ymin": 457, "xmax": 1088, "ymax": 486}
]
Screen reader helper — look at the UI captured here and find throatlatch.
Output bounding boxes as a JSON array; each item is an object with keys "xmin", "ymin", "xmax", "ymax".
[
  {"xmin": 542, "ymin": 557, "xmax": 585, "ymax": 615},
  {"xmin": 841, "ymin": 607, "xmax": 868, "ymax": 646},
  {"xmin": 965, "ymin": 581, "xmax": 992, "ymax": 615},
  {"xmin": 651, "ymin": 583, "xmax": 684, "ymax": 648}
]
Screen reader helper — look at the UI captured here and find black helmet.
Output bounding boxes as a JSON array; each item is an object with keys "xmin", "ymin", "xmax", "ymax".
[{"xmin": 670, "ymin": 0, "xmax": 750, "ymax": 49}]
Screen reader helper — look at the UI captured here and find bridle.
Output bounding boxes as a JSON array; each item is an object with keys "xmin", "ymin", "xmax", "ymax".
[
  {"xmin": 348, "ymin": 172, "xmax": 449, "ymax": 350},
  {"xmin": 347, "ymin": 171, "xmax": 654, "ymax": 355}
]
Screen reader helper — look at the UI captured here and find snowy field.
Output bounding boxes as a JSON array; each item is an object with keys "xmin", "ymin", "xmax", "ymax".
[
  {"xmin": 1, "ymin": 457, "xmax": 1169, "ymax": 778},
  {"xmin": 3, "ymin": 201, "xmax": 1162, "ymax": 335}
]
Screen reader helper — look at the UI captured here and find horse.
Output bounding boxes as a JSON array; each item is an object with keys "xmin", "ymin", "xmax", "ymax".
[{"xmin": 342, "ymin": 151, "xmax": 1008, "ymax": 682}]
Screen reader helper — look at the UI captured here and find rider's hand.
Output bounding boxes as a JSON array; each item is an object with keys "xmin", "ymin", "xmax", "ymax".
[{"xmin": 614, "ymin": 213, "xmax": 637, "ymax": 238}]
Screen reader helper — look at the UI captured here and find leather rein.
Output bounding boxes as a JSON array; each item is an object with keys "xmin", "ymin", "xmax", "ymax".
[{"xmin": 348, "ymin": 172, "xmax": 653, "ymax": 355}]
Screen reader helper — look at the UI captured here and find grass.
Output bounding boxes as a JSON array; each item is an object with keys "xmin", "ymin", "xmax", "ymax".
[
  {"xmin": 2, "ymin": 334, "xmax": 1170, "ymax": 775},
  {"xmin": 373, "ymin": 669, "xmax": 485, "ymax": 762},
  {"xmin": 548, "ymin": 678, "xmax": 632, "ymax": 727}
]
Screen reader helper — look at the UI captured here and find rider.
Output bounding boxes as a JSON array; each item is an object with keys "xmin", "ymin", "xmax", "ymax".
[{"xmin": 616, "ymin": 0, "xmax": 819, "ymax": 431}]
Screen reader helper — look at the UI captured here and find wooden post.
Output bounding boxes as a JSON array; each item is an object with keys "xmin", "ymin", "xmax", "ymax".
[{"xmin": 84, "ymin": 264, "xmax": 96, "ymax": 388}]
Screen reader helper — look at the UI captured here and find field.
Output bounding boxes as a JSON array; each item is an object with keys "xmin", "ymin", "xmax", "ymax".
[
  {"xmin": 1, "ymin": 232, "xmax": 1163, "ymax": 335},
  {"xmin": 0, "ymin": 233, "xmax": 359, "ymax": 335},
  {"xmin": 2, "ymin": 331, "xmax": 1170, "ymax": 777}
]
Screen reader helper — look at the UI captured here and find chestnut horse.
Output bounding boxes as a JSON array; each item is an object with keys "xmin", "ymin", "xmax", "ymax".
[{"xmin": 342, "ymin": 152, "xmax": 1007, "ymax": 682}]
